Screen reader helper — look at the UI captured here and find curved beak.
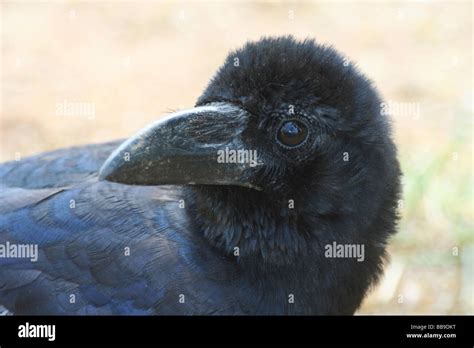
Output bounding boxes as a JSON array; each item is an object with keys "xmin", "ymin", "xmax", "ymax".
[{"xmin": 99, "ymin": 103, "xmax": 261, "ymax": 190}]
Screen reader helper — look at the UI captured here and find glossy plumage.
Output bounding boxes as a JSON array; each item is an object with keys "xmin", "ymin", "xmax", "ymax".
[
  {"xmin": 1, "ymin": 142, "xmax": 260, "ymax": 314},
  {"xmin": 0, "ymin": 36, "xmax": 401, "ymax": 314}
]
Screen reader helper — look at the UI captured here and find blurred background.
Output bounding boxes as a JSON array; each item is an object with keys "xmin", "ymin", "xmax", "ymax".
[{"xmin": 0, "ymin": 1, "xmax": 472, "ymax": 314}]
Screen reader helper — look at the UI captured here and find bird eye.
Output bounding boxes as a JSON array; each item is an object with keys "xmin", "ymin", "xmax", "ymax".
[{"xmin": 277, "ymin": 120, "xmax": 308, "ymax": 147}]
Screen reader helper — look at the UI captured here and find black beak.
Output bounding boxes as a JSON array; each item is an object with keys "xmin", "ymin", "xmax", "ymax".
[{"xmin": 99, "ymin": 102, "xmax": 261, "ymax": 190}]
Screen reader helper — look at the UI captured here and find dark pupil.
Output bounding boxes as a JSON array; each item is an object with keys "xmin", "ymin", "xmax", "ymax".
[{"xmin": 278, "ymin": 121, "xmax": 307, "ymax": 147}]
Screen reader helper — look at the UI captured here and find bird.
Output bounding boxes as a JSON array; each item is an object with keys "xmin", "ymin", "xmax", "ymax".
[{"xmin": 0, "ymin": 36, "xmax": 401, "ymax": 315}]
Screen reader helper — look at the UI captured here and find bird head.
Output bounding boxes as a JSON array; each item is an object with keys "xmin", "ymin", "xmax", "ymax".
[
  {"xmin": 99, "ymin": 36, "xmax": 400, "ymax": 265},
  {"xmin": 100, "ymin": 37, "xmax": 395, "ymax": 194}
]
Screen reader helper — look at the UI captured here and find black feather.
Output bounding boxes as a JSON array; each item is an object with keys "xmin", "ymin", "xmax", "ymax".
[{"xmin": 0, "ymin": 36, "xmax": 401, "ymax": 315}]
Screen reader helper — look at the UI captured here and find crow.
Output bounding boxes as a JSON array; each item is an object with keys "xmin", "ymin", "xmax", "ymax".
[{"xmin": 0, "ymin": 36, "xmax": 401, "ymax": 315}]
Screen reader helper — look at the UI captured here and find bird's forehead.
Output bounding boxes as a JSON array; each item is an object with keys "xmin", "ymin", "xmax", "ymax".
[
  {"xmin": 255, "ymin": 99, "xmax": 341, "ymax": 130},
  {"xmin": 263, "ymin": 100, "xmax": 318, "ymax": 115}
]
